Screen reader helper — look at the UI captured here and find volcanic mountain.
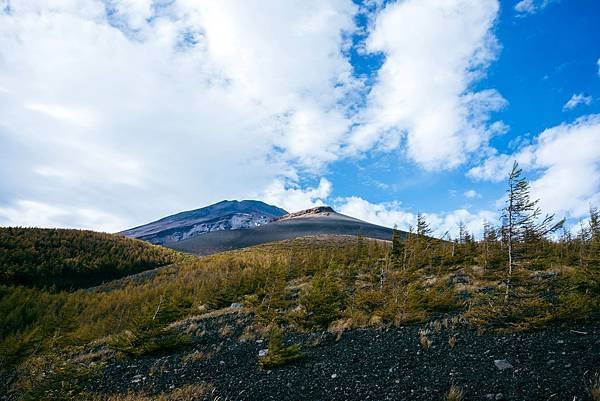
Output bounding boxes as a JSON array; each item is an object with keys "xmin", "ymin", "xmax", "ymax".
[
  {"xmin": 166, "ymin": 205, "xmax": 400, "ymax": 255},
  {"xmin": 120, "ymin": 200, "xmax": 287, "ymax": 245}
]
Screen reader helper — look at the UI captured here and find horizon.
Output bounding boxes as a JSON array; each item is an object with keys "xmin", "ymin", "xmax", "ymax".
[{"xmin": 1, "ymin": 0, "xmax": 599, "ymax": 237}]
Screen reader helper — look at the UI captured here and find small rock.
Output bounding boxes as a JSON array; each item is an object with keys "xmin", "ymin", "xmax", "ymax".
[
  {"xmin": 485, "ymin": 395, "xmax": 495, "ymax": 400},
  {"xmin": 557, "ymin": 339, "xmax": 565, "ymax": 344},
  {"xmin": 258, "ymin": 349, "xmax": 268, "ymax": 357},
  {"xmin": 331, "ymin": 373, "xmax": 337, "ymax": 379},
  {"xmin": 565, "ymin": 363, "xmax": 572, "ymax": 368},
  {"xmin": 451, "ymin": 274, "xmax": 470, "ymax": 284},
  {"xmin": 219, "ymin": 360, "xmax": 225, "ymax": 366},
  {"xmin": 495, "ymin": 393, "xmax": 504, "ymax": 400},
  {"xmin": 494, "ymin": 359, "xmax": 513, "ymax": 370},
  {"xmin": 230, "ymin": 302, "xmax": 243, "ymax": 309}
]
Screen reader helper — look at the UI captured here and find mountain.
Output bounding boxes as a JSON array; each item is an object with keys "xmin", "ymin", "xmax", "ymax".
[
  {"xmin": 120, "ymin": 200, "xmax": 288, "ymax": 245},
  {"xmin": 167, "ymin": 205, "xmax": 401, "ymax": 255}
]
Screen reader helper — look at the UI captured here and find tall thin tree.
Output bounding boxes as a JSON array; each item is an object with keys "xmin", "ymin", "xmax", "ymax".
[{"xmin": 502, "ymin": 161, "xmax": 563, "ymax": 300}]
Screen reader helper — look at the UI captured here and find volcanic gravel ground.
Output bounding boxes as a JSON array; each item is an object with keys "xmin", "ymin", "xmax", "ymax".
[{"xmin": 84, "ymin": 310, "xmax": 599, "ymax": 401}]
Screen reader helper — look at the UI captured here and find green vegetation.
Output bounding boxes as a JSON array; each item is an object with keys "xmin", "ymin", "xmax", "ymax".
[
  {"xmin": 108, "ymin": 296, "xmax": 191, "ymax": 356},
  {"xmin": 0, "ymin": 227, "xmax": 177, "ymax": 289},
  {"xmin": 258, "ymin": 326, "xmax": 303, "ymax": 369}
]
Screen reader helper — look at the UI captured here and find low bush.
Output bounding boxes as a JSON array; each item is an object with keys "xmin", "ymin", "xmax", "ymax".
[{"xmin": 258, "ymin": 327, "xmax": 303, "ymax": 369}]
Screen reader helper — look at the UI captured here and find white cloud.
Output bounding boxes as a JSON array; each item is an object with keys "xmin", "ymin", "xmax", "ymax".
[
  {"xmin": 0, "ymin": 200, "xmax": 125, "ymax": 232},
  {"xmin": 514, "ymin": 0, "xmax": 553, "ymax": 16},
  {"xmin": 260, "ymin": 178, "xmax": 332, "ymax": 214},
  {"xmin": 25, "ymin": 103, "xmax": 97, "ymax": 128},
  {"xmin": 349, "ymin": 0, "xmax": 505, "ymax": 170},
  {"xmin": 563, "ymin": 93, "xmax": 593, "ymax": 110},
  {"xmin": 597, "ymin": 58, "xmax": 600, "ymax": 76},
  {"xmin": 1, "ymin": 0, "xmax": 570, "ymax": 233},
  {"xmin": 464, "ymin": 189, "xmax": 481, "ymax": 199},
  {"xmin": 515, "ymin": 0, "xmax": 536, "ymax": 14},
  {"xmin": 335, "ymin": 197, "xmax": 416, "ymax": 229},
  {"xmin": 0, "ymin": 0, "xmax": 358, "ymax": 230},
  {"xmin": 335, "ymin": 196, "xmax": 496, "ymax": 238},
  {"xmin": 469, "ymin": 114, "xmax": 600, "ymax": 219}
]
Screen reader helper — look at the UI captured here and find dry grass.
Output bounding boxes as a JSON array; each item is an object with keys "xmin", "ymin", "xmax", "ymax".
[
  {"xmin": 448, "ymin": 336, "xmax": 457, "ymax": 348},
  {"xmin": 164, "ymin": 383, "xmax": 214, "ymax": 401},
  {"xmin": 71, "ymin": 347, "xmax": 115, "ymax": 364},
  {"xmin": 218, "ymin": 324, "xmax": 234, "ymax": 337},
  {"xmin": 328, "ymin": 318, "xmax": 354, "ymax": 341},
  {"xmin": 446, "ymin": 385, "xmax": 463, "ymax": 401},
  {"xmin": 169, "ymin": 307, "xmax": 249, "ymax": 331},
  {"xmin": 419, "ymin": 330, "xmax": 432, "ymax": 349},
  {"xmin": 181, "ymin": 350, "xmax": 205, "ymax": 364},
  {"xmin": 99, "ymin": 383, "xmax": 214, "ymax": 401}
]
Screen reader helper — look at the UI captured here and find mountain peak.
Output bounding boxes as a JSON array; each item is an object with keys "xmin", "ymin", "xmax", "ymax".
[
  {"xmin": 120, "ymin": 200, "xmax": 287, "ymax": 244},
  {"xmin": 276, "ymin": 206, "xmax": 336, "ymax": 221}
]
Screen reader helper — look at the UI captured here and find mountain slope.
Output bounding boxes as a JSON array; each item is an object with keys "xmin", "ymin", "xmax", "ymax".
[
  {"xmin": 168, "ymin": 206, "xmax": 401, "ymax": 255},
  {"xmin": 0, "ymin": 227, "xmax": 177, "ymax": 289},
  {"xmin": 120, "ymin": 200, "xmax": 287, "ymax": 245}
]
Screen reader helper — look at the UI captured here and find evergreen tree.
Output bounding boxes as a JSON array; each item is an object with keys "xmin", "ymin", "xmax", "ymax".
[
  {"xmin": 390, "ymin": 224, "xmax": 404, "ymax": 267},
  {"xmin": 502, "ymin": 161, "xmax": 564, "ymax": 300},
  {"xmin": 416, "ymin": 213, "xmax": 431, "ymax": 238}
]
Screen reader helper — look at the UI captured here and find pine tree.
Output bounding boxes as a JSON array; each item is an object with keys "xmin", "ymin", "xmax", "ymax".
[
  {"xmin": 586, "ymin": 206, "xmax": 600, "ymax": 267},
  {"xmin": 391, "ymin": 224, "xmax": 404, "ymax": 267},
  {"xmin": 416, "ymin": 213, "xmax": 431, "ymax": 238},
  {"xmin": 502, "ymin": 161, "xmax": 564, "ymax": 300}
]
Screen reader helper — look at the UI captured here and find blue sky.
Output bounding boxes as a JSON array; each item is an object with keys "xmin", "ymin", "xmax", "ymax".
[
  {"xmin": 324, "ymin": 0, "xmax": 600, "ymax": 230},
  {"xmin": 0, "ymin": 0, "xmax": 599, "ymax": 237}
]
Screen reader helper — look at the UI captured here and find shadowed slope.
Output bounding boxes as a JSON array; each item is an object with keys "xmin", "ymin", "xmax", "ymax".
[{"xmin": 168, "ymin": 208, "xmax": 401, "ymax": 255}]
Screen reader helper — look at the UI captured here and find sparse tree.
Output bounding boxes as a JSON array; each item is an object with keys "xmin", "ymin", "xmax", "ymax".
[
  {"xmin": 502, "ymin": 161, "xmax": 564, "ymax": 300},
  {"xmin": 416, "ymin": 213, "xmax": 431, "ymax": 238}
]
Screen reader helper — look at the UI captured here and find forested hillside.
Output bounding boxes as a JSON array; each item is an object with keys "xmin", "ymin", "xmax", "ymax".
[{"xmin": 0, "ymin": 228, "xmax": 178, "ymax": 289}]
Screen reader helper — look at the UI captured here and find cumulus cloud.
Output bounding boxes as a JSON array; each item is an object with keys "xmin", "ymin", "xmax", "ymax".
[
  {"xmin": 469, "ymin": 114, "xmax": 600, "ymax": 219},
  {"xmin": 349, "ymin": 0, "xmax": 505, "ymax": 170},
  {"xmin": 0, "ymin": 0, "xmax": 558, "ymax": 232},
  {"xmin": 260, "ymin": 178, "xmax": 332, "ymax": 214},
  {"xmin": 563, "ymin": 93, "xmax": 593, "ymax": 110},
  {"xmin": 0, "ymin": 200, "xmax": 125, "ymax": 232},
  {"xmin": 0, "ymin": 0, "xmax": 358, "ymax": 230},
  {"xmin": 334, "ymin": 196, "xmax": 496, "ymax": 238}
]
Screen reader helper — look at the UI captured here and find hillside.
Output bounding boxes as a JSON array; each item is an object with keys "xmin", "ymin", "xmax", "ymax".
[
  {"xmin": 1, "ymin": 231, "xmax": 598, "ymax": 400},
  {"xmin": 0, "ymin": 227, "xmax": 177, "ymax": 289},
  {"xmin": 120, "ymin": 200, "xmax": 287, "ymax": 245},
  {"xmin": 169, "ymin": 206, "xmax": 399, "ymax": 255}
]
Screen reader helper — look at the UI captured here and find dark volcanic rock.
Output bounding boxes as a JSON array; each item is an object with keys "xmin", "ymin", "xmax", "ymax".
[
  {"xmin": 84, "ymin": 311, "xmax": 600, "ymax": 401},
  {"xmin": 168, "ymin": 212, "xmax": 400, "ymax": 256}
]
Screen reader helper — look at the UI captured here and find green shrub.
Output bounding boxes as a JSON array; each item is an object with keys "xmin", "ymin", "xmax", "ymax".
[
  {"xmin": 258, "ymin": 327, "xmax": 303, "ymax": 369},
  {"xmin": 108, "ymin": 298, "xmax": 191, "ymax": 356},
  {"xmin": 298, "ymin": 271, "xmax": 346, "ymax": 329}
]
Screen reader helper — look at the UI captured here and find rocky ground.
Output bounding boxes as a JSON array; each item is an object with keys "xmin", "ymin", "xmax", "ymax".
[{"xmin": 74, "ymin": 308, "xmax": 600, "ymax": 401}]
